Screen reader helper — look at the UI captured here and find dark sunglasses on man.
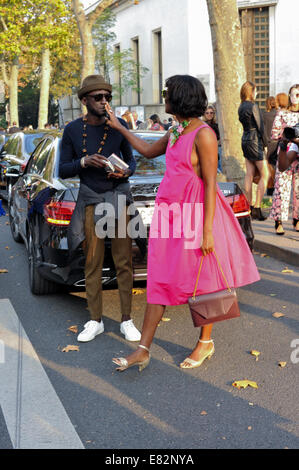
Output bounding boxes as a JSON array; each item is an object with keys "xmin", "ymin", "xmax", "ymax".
[{"xmin": 86, "ymin": 93, "xmax": 113, "ymax": 103}]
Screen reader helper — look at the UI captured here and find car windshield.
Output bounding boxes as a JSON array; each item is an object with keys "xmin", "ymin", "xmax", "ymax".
[
  {"xmin": 132, "ymin": 136, "xmax": 166, "ymax": 176},
  {"xmin": 24, "ymin": 133, "xmax": 45, "ymax": 155}
]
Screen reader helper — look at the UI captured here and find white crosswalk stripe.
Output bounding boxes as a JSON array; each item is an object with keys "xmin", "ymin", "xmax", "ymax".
[{"xmin": 0, "ymin": 299, "xmax": 84, "ymax": 449}]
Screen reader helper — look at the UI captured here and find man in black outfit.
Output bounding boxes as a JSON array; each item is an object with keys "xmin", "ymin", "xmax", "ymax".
[{"xmin": 59, "ymin": 75, "xmax": 141, "ymax": 343}]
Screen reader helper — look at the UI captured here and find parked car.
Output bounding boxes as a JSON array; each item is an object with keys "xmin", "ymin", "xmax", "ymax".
[
  {"xmin": 9, "ymin": 130, "xmax": 253, "ymax": 295},
  {"xmin": 0, "ymin": 131, "xmax": 46, "ymax": 202},
  {"xmin": 0, "ymin": 133, "xmax": 9, "ymax": 149}
]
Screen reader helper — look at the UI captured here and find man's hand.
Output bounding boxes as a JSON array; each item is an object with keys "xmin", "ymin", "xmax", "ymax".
[
  {"xmin": 107, "ymin": 168, "xmax": 131, "ymax": 179},
  {"xmin": 84, "ymin": 153, "xmax": 110, "ymax": 168}
]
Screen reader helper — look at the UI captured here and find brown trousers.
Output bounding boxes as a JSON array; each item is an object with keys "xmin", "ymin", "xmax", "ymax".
[{"xmin": 83, "ymin": 205, "xmax": 133, "ymax": 321}]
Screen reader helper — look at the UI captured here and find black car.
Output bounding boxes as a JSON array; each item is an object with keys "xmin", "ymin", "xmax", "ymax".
[
  {"xmin": 0, "ymin": 131, "xmax": 46, "ymax": 202},
  {"xmin": 9, "ymin": 130, "xmax": 253, "ymax": 295}
]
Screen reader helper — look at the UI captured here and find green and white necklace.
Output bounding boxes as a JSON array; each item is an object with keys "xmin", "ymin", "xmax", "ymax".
[{"xmin": 169, "ymin": 119, "xmax": 192, "ymax": 147}]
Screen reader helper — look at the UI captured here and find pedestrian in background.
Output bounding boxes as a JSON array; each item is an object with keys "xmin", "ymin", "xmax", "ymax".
[
  {"xmin": 238, "ymin": 81, "xmax": 268, "ymax": 220},
  {"xmin": 270, "ymin": 84, "xmax": 299, "ymax": 234},
  {"xmin": 149, "ymin": 114, "xmax": 165, "ymax": 131},
  {"xmin": 105, "ymin": 74, "xmax": 260, "ymax": 372},
  {"xmin": 277, "ymin": 131, "xmax": 299, "ymax": 232},
  {"xmin": 263, "ymin": 96, "xmax": 278, "ymax": 194},
  {"xmin": 59, "ymin": 74, "xmax": 141, "ymax": 343},
  {"xmin": 203, "ymin": 104, "xmax": 222, "ymax": 173}
]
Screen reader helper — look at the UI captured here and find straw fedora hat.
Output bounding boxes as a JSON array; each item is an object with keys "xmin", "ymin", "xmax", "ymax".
[{"xmin": 77, "ymin": 75, "xmax": 112, "ymax": 100}]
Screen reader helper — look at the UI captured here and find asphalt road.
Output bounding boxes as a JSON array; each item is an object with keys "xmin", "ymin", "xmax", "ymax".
[{"xmin": 0, "ymin": 203, "xmax": 298, "ymax": 451}]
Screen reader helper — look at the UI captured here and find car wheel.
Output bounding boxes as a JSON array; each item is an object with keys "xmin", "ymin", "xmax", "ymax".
[
  {"xmin": 28, "ymin": 231, "xmax": 59, "ymax": 295},
  {"xmin": 8, "ymin": 200, "xmax": 23, "ymax": 243}
]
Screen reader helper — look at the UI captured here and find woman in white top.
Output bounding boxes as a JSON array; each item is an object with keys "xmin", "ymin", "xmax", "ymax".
[{"xmin": 269, "ymin": 84, "xmax": 299, "ymax": 234}]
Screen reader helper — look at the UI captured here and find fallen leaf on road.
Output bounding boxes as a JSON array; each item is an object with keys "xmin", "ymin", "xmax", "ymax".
[
  {"xmin": 269, "ymin": 293, "xmax": 277, "ymax": 297},
  {"xmin": 232, "ymin": 380, "xmax": 258, "ymax": 390},
  {"xmin": 260, "ymin": 253, "xmax": 268, "ymax": 258},
  {"xmin": 281, "ymin": 268, "xmax": 294, "ymax": 273},
  {"xmin": 278, "ymin": 362, "xmax": 287, "ymax": 368},
  {"xmin": 132, "ymin": 288, "xmax": 144, "ymax": 295},
  {"xmin": 250, "ymin": 350, "xmax": 261, "ymax": 361},
  {"xmin": 62, "ymin": 345, "xmax": 79, "ymax": 352},
  {"xmin": 5, "ymin": 246, "xmax": 10, "ymax": 250},
  {"xmin": 200, "ymin": 411, "xmax": 207, "ymax": 415},
  {"xmin": 0, "ymin": 269, "xmax": 8, "ymax": 273},
  {"xmin": 69, "ymin": 292, "xmax": 87, "ymax": 299},
  {"xmin": 68, "ymin": 325, "xmax": 78, "ymax": 334},
  {"xmin": 161, "ymin": 317, "xmax": 171, "ymax": 322},
  {"xmin": 272, "ymin": 312, "xmax": 285, "ymax": 318},
  {"xmin": 248, "ymin": 426, "xmax": 252, "ymax": 430}
]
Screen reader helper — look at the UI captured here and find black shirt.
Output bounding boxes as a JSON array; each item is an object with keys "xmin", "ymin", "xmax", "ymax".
[
  {"xmin": 263, "ymin": 108, "xmax": 277, "ymax": 143},
  {"xmin": 59, "ymin": 117, "xmax": 136, "ymax": 193}
]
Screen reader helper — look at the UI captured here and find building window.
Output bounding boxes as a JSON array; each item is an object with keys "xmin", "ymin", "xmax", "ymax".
[
  {"xmin": 152, "ymin": 29, "xmax": 163, "ymax": 104},
  {"xmin": 240, "ymin": 7, "xmax": 270, "ymax": 109},
  {"xmin": 131, "ymin": 37, "xmax": 140, "ymax": 105}
]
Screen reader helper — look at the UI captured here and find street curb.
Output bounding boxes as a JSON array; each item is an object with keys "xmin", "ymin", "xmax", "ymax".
[{"xmin": 253, "ymin": 238, "xmax": 299, "ymax": 267}]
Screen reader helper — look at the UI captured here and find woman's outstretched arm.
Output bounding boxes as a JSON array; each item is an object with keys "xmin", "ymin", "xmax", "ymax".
[{"xmin": 105, "ymin": 104, "xmax": 169, "ymax": 159}]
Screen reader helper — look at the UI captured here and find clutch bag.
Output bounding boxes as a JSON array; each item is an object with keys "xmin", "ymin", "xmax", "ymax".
[{"xmin": 188, "ymin": 252, "xmax": 240, "ymax": 327}]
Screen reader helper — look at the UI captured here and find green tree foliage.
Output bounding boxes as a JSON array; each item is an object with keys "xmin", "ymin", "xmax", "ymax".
[{"xmin": 0, "ymin": 0, "xmax": 81, "ymax": 126}]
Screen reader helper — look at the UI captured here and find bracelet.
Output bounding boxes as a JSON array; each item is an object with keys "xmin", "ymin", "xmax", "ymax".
[{"xmin": 80, "ymin": 157, "xmax": 86, "ymax": 168}]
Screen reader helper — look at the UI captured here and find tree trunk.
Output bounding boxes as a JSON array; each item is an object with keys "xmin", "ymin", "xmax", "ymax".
[
  {"xmin": 38, "ymin": 48, "xmax": 51, "ymax": 129},
  {"xmin": 9, "ymin": 57, "xmax": 19, "ymax": 126},
  {"xmin": 72, "ymin": 0, "xmax": 115, "ymax": 83},
  {"xmin": 206, "ymin": 0, "xmax": 247, "ymax": 188},
  {"xmin": 72, "ymin": 0, "xmax": 96, "ymax": 81},
  {"xmin": 80, "ymin": 22, "xmax": 95, "ymax": 79}
]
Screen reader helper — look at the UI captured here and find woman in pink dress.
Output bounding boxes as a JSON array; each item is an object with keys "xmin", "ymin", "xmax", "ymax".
[{"xmin": 105, "ymin": 75, "xmax": 260, "ymax": 371}]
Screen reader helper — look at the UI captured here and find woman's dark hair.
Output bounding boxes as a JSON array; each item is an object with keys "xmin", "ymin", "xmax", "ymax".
[
  {"xmin": 149, "ymin": 114, "xmax": 163, "ymax": 124},
  {"xmin": 165, "ymin": 75, "xmax": 208, "ymax": 118}
]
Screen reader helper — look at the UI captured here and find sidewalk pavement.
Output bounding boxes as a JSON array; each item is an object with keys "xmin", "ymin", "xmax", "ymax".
[{"xmin": 252, "ymin": 211, "xmax": 299, "ymax": 267}]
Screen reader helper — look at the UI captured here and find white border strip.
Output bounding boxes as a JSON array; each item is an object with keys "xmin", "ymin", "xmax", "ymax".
[{"xmin": 0, "ymin": 299, "xmax": 84, "ymax": 449}]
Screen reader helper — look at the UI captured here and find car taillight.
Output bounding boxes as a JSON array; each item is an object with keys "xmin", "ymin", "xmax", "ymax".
[
  {"xmin": 44, "ymin": 201, "xmax": 76, "ymax": 226},
  {"xmin": 227, "ymin": 193, "xmax": 250, "ymax": 218}
]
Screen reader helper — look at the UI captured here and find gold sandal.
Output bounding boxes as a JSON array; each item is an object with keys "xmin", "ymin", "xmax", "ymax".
[
  {"xmin": 180, "ymin": 339, "xmax": 215, "ymax": 369},
  {"xmin": 112, "ymin": 344, "xmax": 150, "ymax": 372}
]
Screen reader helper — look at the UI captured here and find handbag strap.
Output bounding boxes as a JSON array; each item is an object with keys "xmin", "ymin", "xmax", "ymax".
[{"xmin": 192, "ymin": 251, "xmax": 231, "ymax": 299}]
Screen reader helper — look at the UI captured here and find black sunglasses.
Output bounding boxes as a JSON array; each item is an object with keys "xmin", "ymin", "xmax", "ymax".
[{"xmin": 86, "ymin": 93, "xmax": 112, "ymax": 102}]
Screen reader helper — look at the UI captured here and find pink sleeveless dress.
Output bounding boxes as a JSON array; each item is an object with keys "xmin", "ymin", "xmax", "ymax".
[{"xmin": 147, "ymin": 124, "xmax": 260, "ymax": 305}]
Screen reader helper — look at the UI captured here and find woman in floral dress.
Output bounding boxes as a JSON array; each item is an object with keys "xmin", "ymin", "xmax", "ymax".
[{"xmin": 270, "ymin": 84, "xmax": 299, "ymax": 234}]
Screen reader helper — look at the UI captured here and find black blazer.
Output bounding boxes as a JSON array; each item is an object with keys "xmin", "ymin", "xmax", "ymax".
[{"xmin": 238, "ymin": 101, "xmax": 267, "ymax": 147}]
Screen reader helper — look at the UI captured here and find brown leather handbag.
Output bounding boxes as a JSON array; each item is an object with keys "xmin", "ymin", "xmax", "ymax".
[{"xmin": 188, "ymin": 252, "xmax": 240, "ymax": 327}]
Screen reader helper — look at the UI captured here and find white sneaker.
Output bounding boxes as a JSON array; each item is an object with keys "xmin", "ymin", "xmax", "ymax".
[
  {"xmin": 120, "ymin": 319, "xmax": 141, "ymax": 341},
  {"xmin": 77, "ymin": 320, "xmax": 104, "ymax": 342}
]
